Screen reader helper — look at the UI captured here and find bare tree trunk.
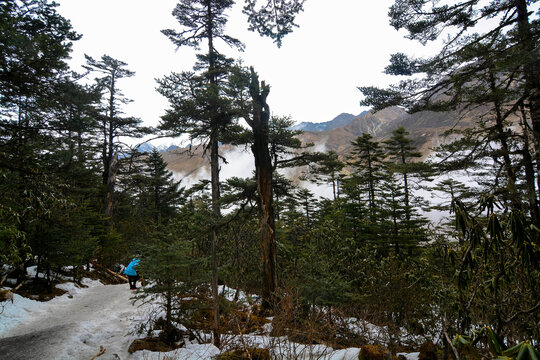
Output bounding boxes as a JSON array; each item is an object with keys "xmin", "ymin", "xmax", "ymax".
[
  {"xmin": 103, "ymin": 70, "xmax": 117, "ymax": 221},
  {"xmin": 206, "ymin": 1, "xmax": 221, "ymax": 346},
  {"xmin": 104, "ymin": 152, "xmax": 118, "ymax": 220},
  {"xmin": 210, "ymin": 135, "xmax": 221, "ymax": 348},
  {"xmin": 249, "ymin": 69, "xmax": 277, "ymax": 310}
]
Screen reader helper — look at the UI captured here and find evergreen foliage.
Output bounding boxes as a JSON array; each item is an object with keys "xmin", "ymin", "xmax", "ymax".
[
  {"xmin": 243, "ymin": 0, "xmax": 306, "ymax": 47},
  {"xmin": 158, "ymin": 0, "xmax": 246, "ymax": 346},
  {"xmin": 83, "ymin": 54, "xmax": 147, "ymax": 220},
  {"xmin": 1, "ymin": 1, "xmax": 539, "ymax": 357},
  {"xmin": 310, "ymin": 150, "xmax": 344, "ymax": 201},
  {"xmin": 358, "ymin": 0, "xmax": 540, "ymax": 351},
  {"xmin": 349, "ymin": 133, "xmax": 385, "ymax": 219}
]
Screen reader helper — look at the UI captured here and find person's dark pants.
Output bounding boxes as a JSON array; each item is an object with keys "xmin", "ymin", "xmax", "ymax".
[{"xmin": 128, "ymin": 274, "xmax": 140, "ymax": 289}]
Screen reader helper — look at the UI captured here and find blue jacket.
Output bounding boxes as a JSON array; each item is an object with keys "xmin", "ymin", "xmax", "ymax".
[{"xmin": 124, "ymin": 258, "xmax": 140, "ymax": 276}]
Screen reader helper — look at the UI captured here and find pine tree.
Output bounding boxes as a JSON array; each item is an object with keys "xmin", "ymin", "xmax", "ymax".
[
  {"xmin": 139, "ymin": 217, "xmax": 207, "ymax": 343},
  {"xmin": 359, "ymin": 0, "xmax": 540, "ymax": 225},
  {"xmin": 295, "ymin": 188, "xmax": 317, "ymax": 225},
  {"xmin": 339, "ymin": 172, "xmax": 369, "ymax": 246},
  {"xmin": 0, "ymin": 0, "xmax": 100, "ymax": 277},
  {"xmin": 126, "ymin": 151, "xmax": 191, "ymax": 342},
  {"xmin": 159, "ymin": 0, "xmax": 244, "ymax": 346},
  {"xmin": 246, "ymin": 70, "xmax": 279, "ymax": 309},
  {"xmin": 310, "ymin": 151, "xmax": 344, "ymax": 201},
  {"xmin": 383, "ymin": 127, "xmax": 422, "ymax": 222},
  {"xmin": 139, "ymin": 149, "xmax": 184, "ymax": 227},
  {"xmin": 378, "ymin": 170, "xmax": 408, "ymax": 254},
  {"xmin": 83, "ymin": 54, "xmax": 146, "ymax": 221},
  {"xmin": 242, "ymin": 0, "xmax": 306, "ymax": 47},
  {"xmin": 382, "ymin": 127, "xmax": 430, "ymax": 254},
  {"xmin": 349, "ymin": 133, "xmax": 385, "ymax": 220},
  {"xmin": 221, "ymin": 63, "xmax": 322, "ymax": 308}
]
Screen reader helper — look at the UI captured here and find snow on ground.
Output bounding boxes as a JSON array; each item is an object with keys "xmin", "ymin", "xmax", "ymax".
[
  {"xmin": 398, "ymin": 352, "xmax": 421, "ymax": 360},
  {"xmin": 1, "ymin": 280, "xmax": 151, "ymax": 359},
  {"xmin": 220, "ymin": 333, "xmax": 361, "ymax": 360},
  {"xmin": 0, "ymin": 278, "xmax": 419, "ymax": 360}
]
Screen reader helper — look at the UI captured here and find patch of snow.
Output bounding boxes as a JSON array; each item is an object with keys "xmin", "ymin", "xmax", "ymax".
[
  {"xmin": 26, "ymin": 265, "xmax": 40, "ymax": 278},
  {"xmin": 218, "ymin": 284, "xmax": 255, "ymax": 304},
  {"xmin": 4, "ymin": 278, "xmax": 17, "ymax": 286},
  {"xmin": 0, "ymin": 292, "xmax": 44, "ymax": 334},
  {"xmin": 221, "ymin": 334, "xmax": 361, "ymax": 360},
  {"xmin": 137, "ymin": 342, "xmax": 220, "ymax": 360},
  {"xmin": 80, "ymin": 278, "xmax": 103, "ymax": 288},
  {"xmin": 261, "ymin": 321, "xmax": 273, "ymax": 334},
  {"xmin": 55, "ymin": 282, "xmax": 82, "ymax": 294},
  {"xmin": 398, "ymin": 352, "xmax": 420, "ymax": 360},
  {"xmin": 270, "ymin": 342, "xmax": 334, "ymax": 359},
  {"xmin": 328, "ymin": 347, "xmax": 362, "ymax": 360}
]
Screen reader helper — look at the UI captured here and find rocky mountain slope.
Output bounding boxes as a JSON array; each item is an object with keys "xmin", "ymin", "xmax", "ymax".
[
  {"xmin": 160, "ymin": 106, "xmax": 477, "ymax": 179},
  {"xmin": 300, "ymin": 106, "xmax": 479, "ymax": 156},
  {"xmin": 291, "ymin": 111, "xmax": 369, "ymax": 132}
]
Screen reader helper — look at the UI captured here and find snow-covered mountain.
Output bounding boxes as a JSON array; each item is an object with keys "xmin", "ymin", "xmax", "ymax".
[{"xmin": 136, "ymin": 142, "xmax": 180, "ymax": 153}]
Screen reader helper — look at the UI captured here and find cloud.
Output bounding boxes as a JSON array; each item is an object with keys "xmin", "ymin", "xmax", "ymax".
[
  {"xmin": 220, "ymin": 147, "xmax": 256, "ymax": 180},
  {"xmin": 171, "ymin": 146, "xmax": 255, "ymax": 190},
  {"xmin": 173, "ymin": 167, "xmax": 209, "ymax": 190}
]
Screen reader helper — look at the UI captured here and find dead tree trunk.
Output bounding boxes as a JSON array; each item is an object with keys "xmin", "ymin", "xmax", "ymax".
[
  {"xmin": 104, "ymin": 151, "xmax": 118, "ymax": 220},
  {"xmin": 248, "ymin": 69, "xmax": 277, "ymax": 310}
]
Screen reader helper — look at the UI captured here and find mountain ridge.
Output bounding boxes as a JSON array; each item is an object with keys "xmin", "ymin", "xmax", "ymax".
[
  {"xmin": 160, "ymin": 106, "xmax": 478, "ymax": 179},
  {"xmin": 291, "ymin": 111, "xmax": 369, "ymax": 132}
]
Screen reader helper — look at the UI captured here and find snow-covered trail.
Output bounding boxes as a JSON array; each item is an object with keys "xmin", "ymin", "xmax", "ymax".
[
  {"xmin": 0, "ymin": 282, "xmax": 141, "ymax": 360},
  {"xmin": 0, "ymin": 280, "xmax": 367, "ymax": 360}
]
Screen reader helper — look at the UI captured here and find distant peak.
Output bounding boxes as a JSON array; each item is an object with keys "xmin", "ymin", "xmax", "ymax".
[
  {"xmin": 292, "ymin": 110, "xmax": 370, "ymax": 132},
  {"xmin": 136, "ymin": 142, "xmax": 180, "ymax": 153}
]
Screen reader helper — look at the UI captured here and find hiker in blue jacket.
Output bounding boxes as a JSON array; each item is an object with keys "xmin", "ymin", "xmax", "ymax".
[{"xmin": 124, "ymin": 258, "xmax": 140, "ymax": 290}]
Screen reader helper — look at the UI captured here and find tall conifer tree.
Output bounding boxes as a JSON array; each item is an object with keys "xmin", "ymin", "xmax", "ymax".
[
  {"xmin": 349, "ymin": 133, "xmax": 385, "ymax": 220},
  {"xmin": 384, "ymin": 127, "xmax": 422, "ymax": 223},
  {"xmin": 83, "ymin": 55, "xmax": 145, "ymax": 221},
  {"xmin": 159, "ymin": 0, "xmax": 244, "ymax": 346},
  {"xmin": 359, "ymin": 0, "xmax": 540, "ymax": 224}
]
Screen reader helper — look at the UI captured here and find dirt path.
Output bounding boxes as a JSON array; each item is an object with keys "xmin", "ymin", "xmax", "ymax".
[{"xmin": 0, "ymin": 283, "xmax": 142, "ymax": 360}]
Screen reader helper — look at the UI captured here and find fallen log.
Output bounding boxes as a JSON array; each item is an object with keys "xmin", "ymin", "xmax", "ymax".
[
  {"xmin": 91, "ymin": 261, "xmax": 128, "ymax": 282},
  {"xmin": 104, "ymin": 267, "xmax": 128, "ymax": 282},
  {"xmin": 0, "ymin": 282, "xmax": 24, "ymax": 303}
]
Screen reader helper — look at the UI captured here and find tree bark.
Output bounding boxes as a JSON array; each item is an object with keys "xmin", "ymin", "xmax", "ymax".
[
  {"xmin": 516, "ymin": 0, "xmax": 540, "ymax": 191},
  {"xmin": 102, "ymin": 68, "xmax": 117, "ymax": 221},
  {"xmin": 249, "ymin": 70, "xmax": 277, "ymax": 310},
  {"xmin": 207, "ymin": 2, "xmax": 221, "ymax": 347},
  {"xmin": 104, "ymin": 152, "xmax": 118, "ymax": 220}
]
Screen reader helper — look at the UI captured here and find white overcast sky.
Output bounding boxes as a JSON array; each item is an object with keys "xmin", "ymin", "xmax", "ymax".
[{"xmin": 55, "ymin": 0, "xmax": 431, "ymax": 130}]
